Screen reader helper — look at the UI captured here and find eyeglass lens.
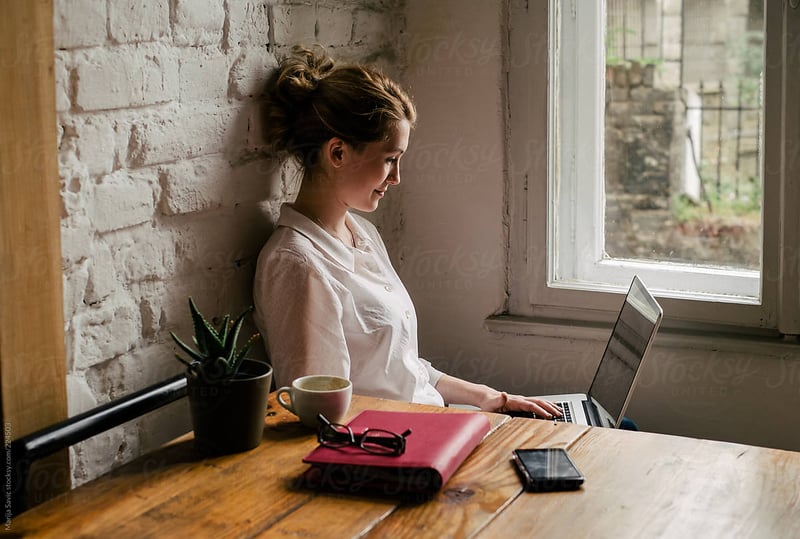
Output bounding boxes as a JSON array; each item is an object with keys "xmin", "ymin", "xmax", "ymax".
[
  {"xmin": 360, "ymin": 429, "xmax": 405, "ymax": 454},
  {"xmin": 317, "ymin": 415, "xmax": 411, "ymax": 456}
]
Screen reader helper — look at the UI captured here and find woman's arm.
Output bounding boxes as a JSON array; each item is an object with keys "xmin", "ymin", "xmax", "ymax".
[{"xmin": 434, "ymin": 374, "xmax": 563, "ymax": 418}]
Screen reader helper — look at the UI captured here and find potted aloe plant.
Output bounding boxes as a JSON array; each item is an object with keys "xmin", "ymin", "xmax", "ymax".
[{"xmin": 171, "ymin": 297, "xmax": 272, "ymax": 455}]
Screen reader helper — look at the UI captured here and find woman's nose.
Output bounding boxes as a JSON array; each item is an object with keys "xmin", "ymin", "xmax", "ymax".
[{"xmin": 387, "ymin": 162, "xmax": 400, "ymax": 184}]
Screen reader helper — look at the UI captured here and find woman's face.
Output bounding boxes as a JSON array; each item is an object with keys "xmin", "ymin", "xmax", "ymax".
[{"xmin": 336, "ymin": 119, "xmax": 410, "ymax": 213}]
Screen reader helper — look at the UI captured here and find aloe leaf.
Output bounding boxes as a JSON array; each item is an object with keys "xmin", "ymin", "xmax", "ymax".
[
  {"xmin": 236, "ymin": 334, "xmax": 260, "ymax": 376},
  {"xmin": 170, "ymin": 332, "xmax": 205, "ymax": 363},
  {"xmin": 219, "ymin": 314, "xmax": 231, "ymax": 346},
  {"xmin": 188, "ymin": 297, "xmax": 211, "ymax": 355},
  {"xmin": 176, "ymin": 298, "xmax": 259, "ymax": 379},
  {"xmin": 173, "ymin": 353, "xmax": 195, "ymax": 368},
  {"xmin": 234, "ymin": 332, "xmax": 261, "ymax": 365},
  {"xmin": 189, "ymin": 297, "xmax": 225, "ymax": 357},
  {"xmin": 223, "ymin": 306, "xmax": 252, "ymax": 362}
]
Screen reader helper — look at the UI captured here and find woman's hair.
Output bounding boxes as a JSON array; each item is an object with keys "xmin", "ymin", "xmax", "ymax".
[{"xmin": 263, "ymin": 45, "xmax": 416, "ymax": 171}]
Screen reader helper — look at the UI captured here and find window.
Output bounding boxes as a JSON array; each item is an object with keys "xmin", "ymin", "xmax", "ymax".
[{"xmin": 505, "ymin": 0, "xmax": 800, "ymax": 334}]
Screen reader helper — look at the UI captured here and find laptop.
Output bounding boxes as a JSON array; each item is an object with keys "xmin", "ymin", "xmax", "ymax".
[{"xmin": 524, "ymin": 275, "xmax": 663, "ymax": 428}]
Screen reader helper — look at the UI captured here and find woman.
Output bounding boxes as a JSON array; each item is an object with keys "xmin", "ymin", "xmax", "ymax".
[{"xmin": 254, "ymin": 46, "xmax": 562, "ymax": 418}]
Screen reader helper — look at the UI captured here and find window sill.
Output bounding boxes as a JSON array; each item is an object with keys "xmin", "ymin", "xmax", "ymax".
[{"xmin": 484, "ymin": 314, "xmax": 799, "ymax": 355}]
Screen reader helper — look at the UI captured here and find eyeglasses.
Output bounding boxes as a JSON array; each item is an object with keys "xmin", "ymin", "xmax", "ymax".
[{"xmin": 316, "ymin": 414, "xmax": 412, "ymax": 456}]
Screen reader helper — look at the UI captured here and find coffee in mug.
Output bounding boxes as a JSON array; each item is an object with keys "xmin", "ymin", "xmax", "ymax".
[{"xmin": 276, "ymin": 374, "xmax": 352, "ymax": 428}]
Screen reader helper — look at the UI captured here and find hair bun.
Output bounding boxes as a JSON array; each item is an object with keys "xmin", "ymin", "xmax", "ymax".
[
  {"xmin": 275, "ymin": 45, "xmax": 334, "ymax": 103},
  {"xmin": 263, "ymin": 44, "xmax": 416, "ymax": 169}
]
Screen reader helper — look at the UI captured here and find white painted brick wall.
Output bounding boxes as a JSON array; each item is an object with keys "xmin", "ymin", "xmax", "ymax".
[
  {"xmin": 72, "ymin": 298, "xmax": 142, "ymax": 371},
  {"xmin": 109, "ymin": 0, "xmax": 171, "ymax": 43},
  {"xmin": 272, "ymin": 4, "xmax": 318, "ymax": 45},
  {"xmin": 228, "ymin": 1, "xmax": 271, "ymax": 48},
  {"xmin": 173, "ymin": 0, "xmax": 226, "ymax": 46},
  {"xmin": 92, "ymin": 170, "xmax": 157, "ymax": 232},
  {"xmin": 71, "ymin": 117, "xmax": 116, "ymax": 176},
  {"xmin": 83, "ymin": 241, "xmax": 116, "ymax": 305},
  {"xmin": 159, "ymin": 156, "xmax": 229, "ymax": 215},
  {"xmin": 56, "ymin": 0, "xmax": 405, "ymax": 486},
  {"xmin": 54, "ymin": 0, "xmax": 106, "ymax": 49},
  {"xmin": 178, "ymin": 49, "xmax": 230, "ymax": 102},
  {"xmin": 317, "ymin": 6, "xmax": 355, "ymax": 45},
  {"xmin": 54, "ymin": 52, "xmax": 71, "ymax": 112},
  {"xmin": 127, "ymin": 105, "xmax": 238, "ymax": 166},
  {"xmin": 230, "ymin": 49, "xmax": 278, "ymax": 99},
  {"xmin": 74, "ymin": 45, "xmax": 179, "ymax": 111}
]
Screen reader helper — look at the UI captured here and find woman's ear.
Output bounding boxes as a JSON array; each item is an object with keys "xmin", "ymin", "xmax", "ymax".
[{"xmin": 324, "ymin": 138, "xmax": 347, "ymax": 168}]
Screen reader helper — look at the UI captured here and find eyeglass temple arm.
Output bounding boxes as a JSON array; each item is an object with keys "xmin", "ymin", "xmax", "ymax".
[{"xmin": 317, "ymin": 414, "xmax": 413, "ymax": 443}]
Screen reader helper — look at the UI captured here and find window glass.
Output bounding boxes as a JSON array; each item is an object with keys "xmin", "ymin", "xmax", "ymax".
[
  {"xmin": 505, "ymin": 0, "xmax": 797, "ymax": 332},
  {"xmin": 604, "ymin": 0, "xmax": 764, "ymax": 270}
]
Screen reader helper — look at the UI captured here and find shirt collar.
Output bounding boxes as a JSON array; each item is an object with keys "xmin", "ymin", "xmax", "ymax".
[{"xmin": 277, "ymin": 203, "xmax": 367, "ymax": 272}]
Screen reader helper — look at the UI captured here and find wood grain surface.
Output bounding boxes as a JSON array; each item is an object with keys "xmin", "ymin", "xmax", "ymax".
[{"xmin": 6, "ymin": 394, "xmax": 798, "ymax": 539}]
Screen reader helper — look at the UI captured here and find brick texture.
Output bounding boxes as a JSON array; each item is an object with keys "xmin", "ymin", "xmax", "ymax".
[
  {"xmin": 75, "ymin": 45, "xmax": 179, "ymax": 111},
  {"xmin": 109, "ymin": 0, "xmax": 170, "ymax": 43},
  {"xmin": 57, "ymin": 0, "xmax": 405, "ymax": 486},
  {"xmin": 54, "ymin": 0, "xmax": 107, "ymax": 49}
]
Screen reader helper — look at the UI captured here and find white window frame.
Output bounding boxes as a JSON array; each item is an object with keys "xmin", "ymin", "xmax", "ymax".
[{"xmin": 503, "ymin": 0, "xmax": 800, "ymax": 335}]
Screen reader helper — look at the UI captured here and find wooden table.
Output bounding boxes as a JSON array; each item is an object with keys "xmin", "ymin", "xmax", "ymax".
[{"xmin": 5, "ymin": 394, "xmax": 800, "ymax": 538}]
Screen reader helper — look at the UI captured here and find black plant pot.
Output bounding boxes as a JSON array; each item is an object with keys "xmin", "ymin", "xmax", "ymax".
[{"xmin": 187, "ymin": 359, "xmax": 272, "ymax": 456}]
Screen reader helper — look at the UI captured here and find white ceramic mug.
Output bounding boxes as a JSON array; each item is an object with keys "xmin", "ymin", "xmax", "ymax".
[{"xmin": 276, "ymin": 375, "xmax": 352, "ymax": 428}]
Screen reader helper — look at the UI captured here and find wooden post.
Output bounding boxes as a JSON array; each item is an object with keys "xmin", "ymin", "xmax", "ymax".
[{"xmin": 1, "ymin": 0, "xmax": 70, "ymax": 510}]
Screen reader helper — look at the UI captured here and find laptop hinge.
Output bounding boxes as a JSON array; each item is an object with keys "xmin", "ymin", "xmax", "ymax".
[{"xmin": 583, "ymin": 399, "xmax": 604, "ymax": 427}]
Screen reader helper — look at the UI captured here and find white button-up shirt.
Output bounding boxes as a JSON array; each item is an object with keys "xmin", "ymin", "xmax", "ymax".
[{"xmin": 253, "ymin": 204, "xmax": 445, "ymax": 406}]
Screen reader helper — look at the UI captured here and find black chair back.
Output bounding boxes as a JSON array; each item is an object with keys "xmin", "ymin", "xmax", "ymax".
[{"xmin": 6, "ymin": 373, "xmax": 187, "ymax": 517}]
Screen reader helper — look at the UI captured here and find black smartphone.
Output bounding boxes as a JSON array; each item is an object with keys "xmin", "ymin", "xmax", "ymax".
[{"xmin": 511, "ymin": 448, "xmax": 585, "ymax": 492}]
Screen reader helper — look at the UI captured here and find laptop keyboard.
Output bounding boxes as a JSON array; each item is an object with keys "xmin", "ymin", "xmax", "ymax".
[
  {"xmin": 554, "ymin": 402, "xmax": 573, "ymax": 422},
  {"xmin": 503, "ymin": 401, "xmax": 574, "ymax": 422}
]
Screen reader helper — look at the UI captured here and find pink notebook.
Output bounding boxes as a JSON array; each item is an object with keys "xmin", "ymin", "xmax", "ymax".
[{"xmin": 301, "ymin": 409, "xmax": 491, "ymax": 499}]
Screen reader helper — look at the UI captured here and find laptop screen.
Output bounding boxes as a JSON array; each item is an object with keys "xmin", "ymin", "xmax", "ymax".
[{"xmin": 588, "ymin": 276, "xmax": 663, "ymax": 424}]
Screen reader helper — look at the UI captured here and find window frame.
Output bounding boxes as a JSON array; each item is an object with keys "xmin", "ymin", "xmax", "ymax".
[{"xmin": 504, "ymin": 0, "xmax": 799, "ymax": 335}]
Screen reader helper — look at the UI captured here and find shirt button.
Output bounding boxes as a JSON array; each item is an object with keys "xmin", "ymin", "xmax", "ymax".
[
  {"xmin": 384, "ymin": 284, "xmax": 392, "ymax": 292},
  {"xmin": 404, "ymin": 310, "xmax": 411, "ymax": 318}
]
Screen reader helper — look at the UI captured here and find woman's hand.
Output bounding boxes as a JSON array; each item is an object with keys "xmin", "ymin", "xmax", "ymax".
[
  {"xmin": 434, "ymin": 375, "xmax": 563, "ymax": 419},
  {"xmin": 481, "ymin": 391, "xmax": 563, "ymax": 419}
]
